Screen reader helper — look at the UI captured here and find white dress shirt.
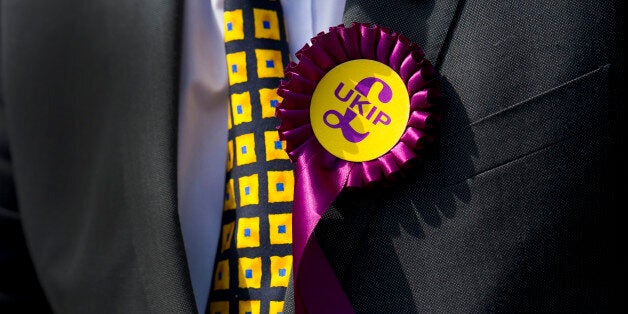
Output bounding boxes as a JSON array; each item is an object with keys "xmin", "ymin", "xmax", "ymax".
[{"xmin": 177, "ymin": 1, "xmax": 346, "ymax": 312}]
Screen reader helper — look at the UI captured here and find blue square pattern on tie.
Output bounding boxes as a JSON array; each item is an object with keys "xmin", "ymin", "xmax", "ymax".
[
  {"xmin": 231, "ymin": 64, "xmax": 238, "ymax": 73},
  {"xmin": 218, "ymin": 271, "xmax": 222, "ymax": 280},
  {"xmin": 245, "ymin": 269, "xmax": 253, "ymax": 278},
  {"xmin": 263, "ymin": 20, "xmax": 271, "ymax": 29},
  {"xmin": 276, "ymin": 182, "xmax": 284, "ymax": 192},
  {"xmin": 225, "ymin": 192, "xmax": 230, "ymax": 200},
  {"xmin": 266, "ymin": 60, "xmax": 274, "ymax": 68},
  {"xmin": 270, "ymin": 99, "xmax": 278, "ymax": 108},
  {"xmin": 244, "ymin": 228, "xmax": 251, "ymax": 237},
  {"xmin": 236, "ymin": 104, "xmax": 243, "ymax": 114},
  {"xmin": 279, "ymin": 268, "xmax": 286, "ymax": 277},
  {"xmin": 246, "ymin": 312, "xmax": 252, "ymax": 314},
  {"xmin": 244, "ymin": 186, "xmax": 250, "ymax": 195},
  {"xmin": 241, "ymin": 145, "xmax": 247, "ymax": 154},
  {"xmin": 227, "ymin": 22, "xmax": 233, "ymax": 31},
  {"xmin": 274, "ymin": 140, "xmax": 282, "ymax": 150},
  {"xmin": 278, "ymin": 225, "xmax": 286, "ymax": 234}
]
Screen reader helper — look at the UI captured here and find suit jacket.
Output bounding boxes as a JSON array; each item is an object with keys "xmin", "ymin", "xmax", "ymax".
[{"xmin": 1, "ymin": 0, "xmax": 624, "ymax": 312}]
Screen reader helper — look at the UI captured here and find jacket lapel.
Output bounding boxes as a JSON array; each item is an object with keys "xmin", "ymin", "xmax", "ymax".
[
  {"xmin": 343, "ymin": 0, "xmax": 464, "ymax": 66},
  {"xmin": 109, "ymin": 2, "xmax": 196, "ymax": 312},
  {"xmin": 2, "ymin": 0, "xmax": 194, "ymax": 311}
]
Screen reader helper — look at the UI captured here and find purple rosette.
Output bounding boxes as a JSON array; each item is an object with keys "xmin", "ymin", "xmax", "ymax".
[{"xmin": 276, "ymin": 23, "xmax": 440, "ymax": 313}]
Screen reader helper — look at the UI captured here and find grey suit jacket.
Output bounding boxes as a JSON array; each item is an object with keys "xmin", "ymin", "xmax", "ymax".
[{"xmin": 1, "ymin": 0, "xmax": 623, "ymax": 312}]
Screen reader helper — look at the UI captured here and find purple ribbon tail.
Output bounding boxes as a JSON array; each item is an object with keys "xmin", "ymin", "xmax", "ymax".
[
  {"xmin": 298, "ymin": 240, "xmax": 353, "ymax": 313},
  {"xmin": 292, "ymin": 138, "xmax": 355, "ymax": 313}
]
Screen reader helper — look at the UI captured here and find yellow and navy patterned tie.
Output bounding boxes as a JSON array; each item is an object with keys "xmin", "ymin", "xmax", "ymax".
[{"xmin": 208, "ymin": 1, "xmax": 293, "ymax": 313}]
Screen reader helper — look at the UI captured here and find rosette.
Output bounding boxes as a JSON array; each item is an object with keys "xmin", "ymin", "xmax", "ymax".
[{"xmin": 276, "ymin": 23, "xmax": 440, "ymax": 313}]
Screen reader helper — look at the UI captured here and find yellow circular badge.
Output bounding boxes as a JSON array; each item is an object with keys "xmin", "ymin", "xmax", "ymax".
[{"xmin": 310, "ymin": 59, "xmax": 410, "ymax": 162}]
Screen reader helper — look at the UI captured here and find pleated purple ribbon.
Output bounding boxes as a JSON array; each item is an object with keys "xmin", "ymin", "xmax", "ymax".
[{"xmin": 276, "ymin": 23, "xmax": 440, "ymax": 313}]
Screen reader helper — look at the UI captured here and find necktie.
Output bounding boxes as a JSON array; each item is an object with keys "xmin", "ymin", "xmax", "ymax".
[{"xmin": 208, "ymin": 1, "xmax": 293, "ymax": 313}]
